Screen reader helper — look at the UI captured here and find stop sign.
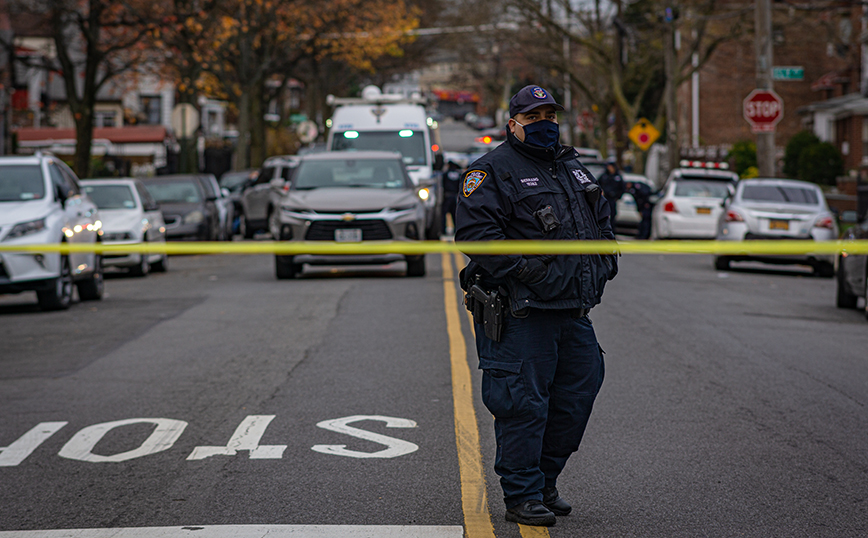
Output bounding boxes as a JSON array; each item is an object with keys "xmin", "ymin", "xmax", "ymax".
[{"xmin": 743, "ymin": 89, "xmax": 784, "ymax": 133}]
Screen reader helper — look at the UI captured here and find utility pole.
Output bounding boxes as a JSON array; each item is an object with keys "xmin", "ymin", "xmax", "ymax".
[{"xmin": 755, "ymin": 0, "xmax": 775, "ymax": 177}]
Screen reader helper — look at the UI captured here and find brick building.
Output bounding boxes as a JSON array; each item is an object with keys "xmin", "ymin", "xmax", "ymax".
[{"xmin": 678, "ymin": 2, "xmax": 860, "ymax": 172}]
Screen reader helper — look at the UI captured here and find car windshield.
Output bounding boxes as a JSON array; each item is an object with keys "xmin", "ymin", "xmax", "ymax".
[
  {"xmin": 331, "ymin": 131, "xmax": 427, "ymax": 166},
  {"xmin": 83, "ymin": 184, "xmax": 137, "ymax": 210},
  {"xmin": 741, "ymin": 185, "xmax": 819, "ymax": 205},
  {"xmin": 143, "ymin": 180, "xmax": 202, "ymax": 203},
  {"xmin": 220, "ymin": 172, "xmax": 252, "ymax": 192},
  {"xmin": 0, "ymin": 165, "xmax": 46, "ymax": 202},
  {"xmin": 293, "ymin": 159, "xmax": 409, "ymax": 190},
  {"xmin": 674, "ymin": 180, "xmax": 731, "ymax": 199}
]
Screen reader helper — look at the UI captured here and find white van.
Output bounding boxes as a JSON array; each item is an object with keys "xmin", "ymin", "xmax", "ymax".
[{"xmin": 326, "ymin": 86, "xmax": 444, "ymax": 238}]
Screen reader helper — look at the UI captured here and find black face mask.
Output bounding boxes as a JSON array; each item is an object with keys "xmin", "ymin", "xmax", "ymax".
[{"xmin": 516, "ymin": 119, "xmax": 560, "ymax": 148}]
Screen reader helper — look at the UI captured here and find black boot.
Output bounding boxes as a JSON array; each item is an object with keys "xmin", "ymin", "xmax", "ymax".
[
  {"xmin": 541, "ymin": 486, "xmax": 572, "ymax": 516},
  {"xmin": 505, "ymin": 499, "xmax": 556, "ymax": 526}
]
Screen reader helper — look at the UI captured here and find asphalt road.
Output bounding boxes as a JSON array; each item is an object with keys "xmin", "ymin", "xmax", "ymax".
[{"xmin": 1, "ymin": 251, "xmax": 866, "ymax": 537}]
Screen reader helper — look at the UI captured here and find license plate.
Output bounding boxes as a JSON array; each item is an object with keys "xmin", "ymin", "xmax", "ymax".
[
  {"xmin": 696, "ymin": 207, "xmax": 712, "ymax": 215},
  {"xmin": 335, "ymin": 228, "xmax": 362, "ymax": 242},
  {"xmin": 769, "ymin": 219, "xmax": 789, "ymax": 230}
]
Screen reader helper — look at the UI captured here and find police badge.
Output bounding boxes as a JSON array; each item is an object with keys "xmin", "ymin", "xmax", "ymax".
[{"xmin": 463, "ymin": 170, "xmax": 486, "ymax": 197}]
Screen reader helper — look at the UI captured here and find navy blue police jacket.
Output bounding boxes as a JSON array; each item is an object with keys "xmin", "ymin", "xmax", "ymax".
[{"xmin": 455, "ymin": 129, "xmax": 618, "ymax": 313}]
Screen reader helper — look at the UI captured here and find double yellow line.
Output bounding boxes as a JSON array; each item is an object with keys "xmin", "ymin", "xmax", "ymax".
[
  {"xmin": 3, "ymin": 239, "xmax": 868, "ymax": 256},
  {"xmin": 442, "ymin": 252, "xmax": 549, "ymax": 538}
]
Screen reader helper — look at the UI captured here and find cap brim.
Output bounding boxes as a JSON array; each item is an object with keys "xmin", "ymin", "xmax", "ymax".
[{"xmin": 512, "ymin": 102, "xmax": 565, "ymax": 116}]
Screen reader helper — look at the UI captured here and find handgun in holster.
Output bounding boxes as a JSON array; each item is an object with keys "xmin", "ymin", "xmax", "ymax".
[{"xmin": 464, "ymin": 282, "xmax": 505, "ymax": 342}]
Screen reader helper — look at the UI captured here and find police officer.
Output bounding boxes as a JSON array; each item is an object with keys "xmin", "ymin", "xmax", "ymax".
[
  {"xmin": 625, "ymin": 179, "xmax": 654, "ymax": 240},
  {"xmin": 598, "ymin": 162, "xmax": 625, "ymax": 226},
  {"xmin": 455, "ymin": 85, "xmax": 617, "ymax": 527}
]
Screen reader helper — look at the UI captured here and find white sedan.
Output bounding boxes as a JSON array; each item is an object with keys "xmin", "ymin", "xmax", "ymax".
[
  {"xmin": 651, "ymin": 178, "xmax": 733, "ymax": 239},
  {"xmin": 80, "ymin": 178, "xmax": 168, "ymax": 276}
]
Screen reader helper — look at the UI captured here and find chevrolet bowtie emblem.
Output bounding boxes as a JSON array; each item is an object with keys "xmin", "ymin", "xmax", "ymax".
[{"xmin": 341, "ymin": 213, "xmax": 356, "ymax": 221}]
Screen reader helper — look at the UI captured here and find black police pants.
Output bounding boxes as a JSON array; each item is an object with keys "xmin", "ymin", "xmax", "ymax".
[{"xmin": 473, "ymin": 308, "xmax": 605, "ymax": 509}]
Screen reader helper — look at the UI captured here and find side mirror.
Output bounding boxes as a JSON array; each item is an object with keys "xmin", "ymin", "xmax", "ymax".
[
  {"xmin": 221, "ymin": 187, "xmax": 230, "ymax": 198},
  {"xmin": 269, "ymin": 177, "xmax": 286, "ymax": 191}
]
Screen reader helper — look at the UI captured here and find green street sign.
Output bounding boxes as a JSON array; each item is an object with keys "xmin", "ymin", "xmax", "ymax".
[{"xmin": 773, "ymin": 66, "xmax": 804, "ymax": 81}]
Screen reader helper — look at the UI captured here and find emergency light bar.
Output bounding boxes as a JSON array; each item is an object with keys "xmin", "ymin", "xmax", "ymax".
[{"xmin": 679, "ymin": 160, "xmax": 730, "ymax": 170}]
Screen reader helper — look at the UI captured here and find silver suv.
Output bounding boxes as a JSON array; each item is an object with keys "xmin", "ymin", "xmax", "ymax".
[
  {"xmin": 0, "ymin": 153, "xmax": 104, "ymax": 310},
  {"xmin": 239, "ymin": 155, "xmax": 298, "ymax": 238}
]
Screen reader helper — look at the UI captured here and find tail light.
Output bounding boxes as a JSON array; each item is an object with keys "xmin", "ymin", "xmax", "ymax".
[
  {"xmin": 663, "ymin": 201, "xmax": 677, "ymax": 213},
  {"xmin": 724, "ymin": 210, "xmax": 744, "ymax": 222},
  {"xmin": 813, "ymin": 216, "xmax": 834, "ymax": 229}
]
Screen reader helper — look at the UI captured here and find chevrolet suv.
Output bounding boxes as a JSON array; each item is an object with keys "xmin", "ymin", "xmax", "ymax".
[{"xmin": 0, "ymin": 153, "xmax": 104, "ymax": 310}]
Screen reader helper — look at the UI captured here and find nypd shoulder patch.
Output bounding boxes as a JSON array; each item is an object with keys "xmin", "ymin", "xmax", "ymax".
[{"xmin": 463, "ymin": 170, "xmax": 487, "ymax": 197}]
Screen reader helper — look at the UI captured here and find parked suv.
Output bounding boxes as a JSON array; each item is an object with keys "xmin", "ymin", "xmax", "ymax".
[
  {"xmin": 0, "ymin": 153, "xmax": 104, "ymax": 310},
  {"xmin": 240, "ymin": 155, "xmax": 298, "ymax": 238}
]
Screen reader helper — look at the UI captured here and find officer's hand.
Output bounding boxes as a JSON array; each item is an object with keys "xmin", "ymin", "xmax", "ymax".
[{"xmin": 515, "ymin": 257, "xmax": 548, "ymax": 285}]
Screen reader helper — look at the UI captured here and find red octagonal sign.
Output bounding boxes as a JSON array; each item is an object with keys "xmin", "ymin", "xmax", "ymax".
[{"xmin": 743, "ymin": 89, "xmax": 784, "ymax": 133}]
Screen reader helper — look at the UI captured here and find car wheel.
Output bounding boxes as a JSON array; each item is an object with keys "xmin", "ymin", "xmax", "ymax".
[
  {"xmin": 129, "ymin": 251, "xmax": 150, "ymax": 277},
  {"xmin": 77, "ymin": 254, "xmax": 105, "ymax": 301},
  {"xmin": 836, "ymin": 261, "xmax": 858, "ymax": 309},
  {"xmin": 241, "ymin": 213, "xmax": 254, "ymax": 239},
  {"xmin": 275, "ymin": 255, "xmax": 301, "ymax": 279},
  {"xmin": 37, "ymin": 254, "xmax": 74, "ymax": 311},
  {"xmin": 814, "ymin": 261, "xmax": 834, "ymax": 279},
  {"xmin": 151, "ymin": 253, "xmax": 169, "ymax": 273},
  {"xmin": 406, "ymin": 255, "xmax": 426, "ymax": 277},
  {"xmin": 714, "ymin": 256, "xmax": 730, "ymax": 271}
]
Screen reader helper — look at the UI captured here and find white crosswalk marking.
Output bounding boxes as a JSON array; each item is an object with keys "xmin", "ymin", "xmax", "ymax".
[{"xmin": 0, "ymin": 526, "xmax": 464, "ymax": 537}]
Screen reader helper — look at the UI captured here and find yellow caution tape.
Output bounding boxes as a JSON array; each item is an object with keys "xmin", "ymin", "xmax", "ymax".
[{"xmin": 1, "ymin": 239, "xmax": 868, "ymax": 256}]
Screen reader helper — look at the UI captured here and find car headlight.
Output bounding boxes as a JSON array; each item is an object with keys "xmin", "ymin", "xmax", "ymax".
[
  {"xmin": 184, "ymin": 211, "xmax": 204, "ymax": 224},
  {"xmin": 417, "ymin": 188, "xmax": 430, "ymax": 201},
  {"xmin": 3, "ymin": 218, "xmax": 46, "ymax": 241}
]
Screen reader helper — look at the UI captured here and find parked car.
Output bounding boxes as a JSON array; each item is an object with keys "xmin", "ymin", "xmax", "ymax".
[
  {"xmin": 195, "ymin": 173, "xmax": 234, "ymax": 240},
  {"xmin": 836, "ymin": 214, "xmax": 868, "ymax": 312},
  {"xmin": 575, "ymin": 147, "xmax": 604, "ymax": 162},
  {"xmin": 651, "ymin": 173, "xmax": 734, "ymax": 239},
  {"xmin": 80, "ymin": 178, "xmax": 168, "ymax": 276},
  {"xmin": 219, "ymin": 169, "xmax": 258, "ymax": 236},
  {"xmin": 240, "ymin": 155, "xmax": 298, "ymax": 238},
  {"xmin": 615, "ymin": 173, "xmax": 656, "ymax": 231},
  {"xmin": 139, "ymin": 175, "xmax": 220, "ymax": 241},
  {"xmin": 714, "ymin": 178, "xmax": 837, "ymax": 276},
  {"xmin": 269, "ymin": 150, "xmax": 428, "ymax": 279},
  {"xmin": 0, "ymin": 153, "xmax": 104, "ymax": 310}
]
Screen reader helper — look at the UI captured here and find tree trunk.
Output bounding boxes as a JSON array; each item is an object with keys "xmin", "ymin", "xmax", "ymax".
[
  {"xmin": 73, "ymin": 104, "xmax": 94, "ymax": 178},
  {"xmin": 236, "ymin": 88, "xmax": 251, "ymax": 170},
  {"xmin": 249, "ymin": 78, "xmax": 265, "ymax": 167}
]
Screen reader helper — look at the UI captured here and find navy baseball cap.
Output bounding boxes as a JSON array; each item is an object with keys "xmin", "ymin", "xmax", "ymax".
[{"xmin": 509, "ymin": 85, "xmax": 564, "ymax": 118}]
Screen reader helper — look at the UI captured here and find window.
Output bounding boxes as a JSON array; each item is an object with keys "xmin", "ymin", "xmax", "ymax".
[
  {"xmin": 140, "ymin": 95, "xmax": 162, "ymax": 125},
  {"xmin": 49, "ymin": 164, "xmax": 77, "ymax": 199},
  {"xmin": 0, "ymin": 165, "xmax": 46, "ymax": 202},
  {"xmin": 94, "ymin": 110, "xmax": 117, "ymax": 128},
  {"xmin": 83, "ymin": 185, "xmax": 137, "ymax": 210},
  {"xmin": 673, "ymin": 180, "xmax": 731, "ymax": 199},
  {"xmin": 293, "ymin": 159, "xmax": 408, "ymax": 190},
  {"xmin": 741, "ymin": 185, "xmax": 819, "ymax": 205}
]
